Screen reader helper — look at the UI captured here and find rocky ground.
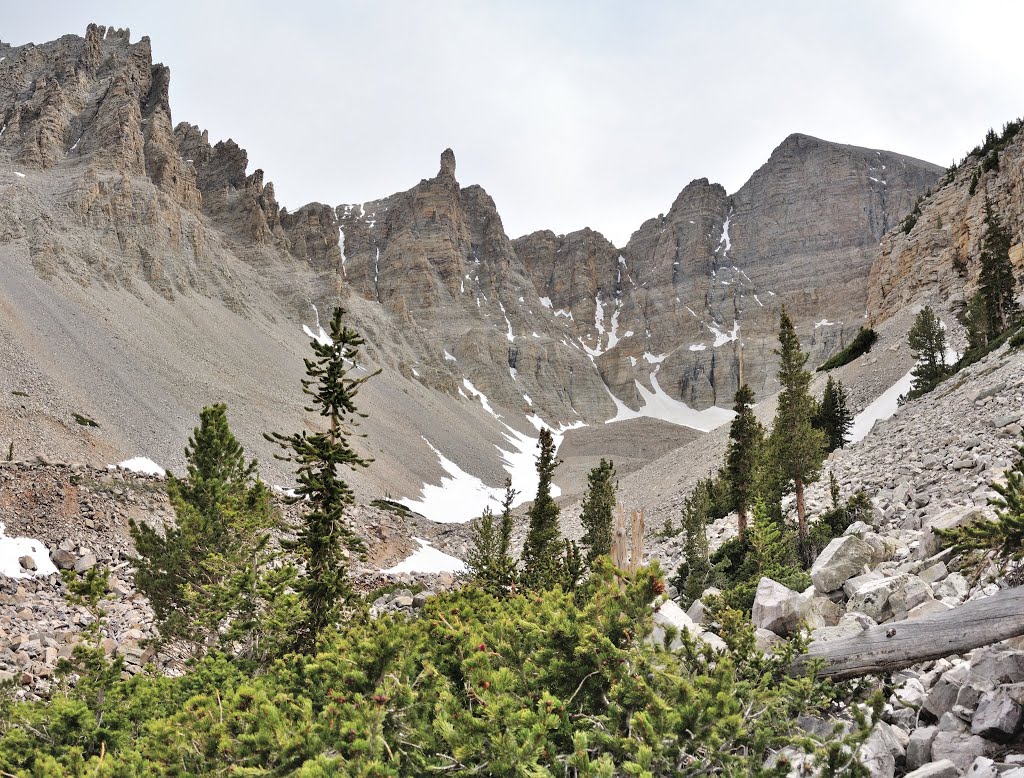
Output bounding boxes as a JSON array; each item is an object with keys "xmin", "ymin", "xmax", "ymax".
[
  {"xmin": 647, "ymin": 334, "xmax": 1024, "ymax": 776},
  {"xmin": 0, "ymin": 458, "xmax": 462, "ymax": 697}
]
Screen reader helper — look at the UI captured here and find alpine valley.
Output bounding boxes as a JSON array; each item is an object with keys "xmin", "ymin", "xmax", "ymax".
[{"xmin": 2, "ymin": 22, "xmax": 1024, "ymax": 777}]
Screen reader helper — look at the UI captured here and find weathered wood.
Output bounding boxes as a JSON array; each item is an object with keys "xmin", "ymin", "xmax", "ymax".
[{"xmin": 793, "ymin": 587, "xmax": 1024, "ymax": 680}]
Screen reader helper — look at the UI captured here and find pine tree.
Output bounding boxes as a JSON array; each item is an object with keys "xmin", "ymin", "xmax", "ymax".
[
  {"xmin": 769, "ymin": 307, "xmax": 826, "ymax": 562},
  {"xmin": 520, "ymin": 428, "xmax": 564, "ymax": 590},
  {"xmin": 580, "ymin": 458, "xmax": 617, "ymax": 563},
  {"xmin": 814, "ymin": 376, "xmax": 852, "ymax": 452},
  {"xmin": 468, "ymin": 478, "xmax": 518, "ymax": 597},
  {"xmin": 679, "ymin": 481, "xmax": 712, "ymax": 607},
  {"xmin": 961, "ymin": 291, "xmax": 990, "ymax": 352},
  {"xmin": 266, "ymin": 307, "xmax": 379, "ymax": 651},
  {"xmin": 130, "ymin": 404, "xmax": 278, "ymax": 656},
  {"xmin": 724, "ymin": 385, "xmax": 762, "ymax": 540},
  {"xmin": 979, "ymin": 198, "xmax": 1019, "ymax": 337},
  {"xmin": 907, "ymin": 305, "xmax": 948, "ymax": 395}
]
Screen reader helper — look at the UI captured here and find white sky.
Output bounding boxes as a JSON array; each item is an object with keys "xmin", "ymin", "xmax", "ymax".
[{"xmin": 6, "ymin": 1, "xmax": 1024, "ymax": 245}]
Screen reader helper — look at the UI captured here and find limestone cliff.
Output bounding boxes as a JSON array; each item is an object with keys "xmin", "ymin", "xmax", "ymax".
[
  {"xmin": 517, "ymin": 134, "xmax": 942, "ymax": 411},
  {"xmin": 868, "ymin": 124, "xmax": 1024, "ymax": 322}
]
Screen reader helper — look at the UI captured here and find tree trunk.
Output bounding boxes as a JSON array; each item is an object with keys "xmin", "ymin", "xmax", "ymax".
[
  {"xmin": 792, "ymin": 586, "xmax": 1024, "ymax": 680},
  {"xmin": 737, "ymin": 506, "xmax": 747, "ymax": 542},
  {"xmin": 795, "ymin": 477, "xmax": 807, "ymax": 558}
]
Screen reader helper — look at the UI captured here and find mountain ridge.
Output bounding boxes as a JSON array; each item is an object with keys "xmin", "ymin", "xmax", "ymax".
[{"xmin": 0, "ymin": 24, "xmax": 942, "ymax": 523}]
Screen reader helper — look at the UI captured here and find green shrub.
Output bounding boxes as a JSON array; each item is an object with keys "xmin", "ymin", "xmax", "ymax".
[
  {"xmin": 817, "ymin": 328, "xmax": 878, "ymax": 371},
  {"xmin": 0, "ymin": 563, "xmax": 860, "ymax": 775}
]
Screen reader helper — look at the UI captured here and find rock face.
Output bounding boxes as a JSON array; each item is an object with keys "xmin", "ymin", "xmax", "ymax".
[
  {"xmin": 868, "ymin": 125, "xmax": 1024, "ymax": 323},
  {"xmin": 0, "ymin": 24, "xmax": 942, "ymax": 508},
  {"xmin": 517, "ymin": 135, "xmax": 941, "ymax": 413}
]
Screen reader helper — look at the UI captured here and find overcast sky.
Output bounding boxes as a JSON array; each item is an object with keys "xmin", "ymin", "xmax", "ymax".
[{"xmin": 6, "ymin": 1, "xmax": 1024, "ymax": 245}]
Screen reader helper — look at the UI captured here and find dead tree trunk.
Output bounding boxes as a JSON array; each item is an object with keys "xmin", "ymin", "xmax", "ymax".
[{"xmin": 792, "ymin": 587, "xmax": 1024, "ymax": 680}]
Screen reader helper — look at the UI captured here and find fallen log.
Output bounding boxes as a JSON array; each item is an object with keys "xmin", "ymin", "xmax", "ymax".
[{"xmin": 792, "ymin": 586, "xmax": 1024, "ymax": 680}]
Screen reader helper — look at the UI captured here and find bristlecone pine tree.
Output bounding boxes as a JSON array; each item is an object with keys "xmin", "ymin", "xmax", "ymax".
[
  {"xmin": 907, "ymin": 305, "xmax": 948, "ymax": 395},
  {"xmin": 580, "ymin": 458, "xmax": 617, "ymax": 563},
  {"xmin": 725, "ymin": 385, "xmax": 762, "ymax": 540},
  {"xmin": 130, "ymin": 403, "xmax": 277, "ymax": 656},
  {"xmin": 520, "ymin": 427, "xmax": 564, "ymax": 590},
  {"xmin": 979, "ymin": 197, "xmax": 1019, "ymax": 337},
  {"xmin": 814, "ymin": 375, "xmax": 853, "ymax": 452},
  {"xmin": 769, "ymin": 307, "xmax": 826, "ymax": 562},
  {"xmin": 266, "ymin": 307, "xmax": 379, "ymax": 651},
  {"xmin": 467, "ymin": 478, "xmax": 518, "ymax": 597}
]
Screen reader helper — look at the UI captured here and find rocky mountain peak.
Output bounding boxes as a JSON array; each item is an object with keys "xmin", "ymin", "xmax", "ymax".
[{"xmin": 439, "ymin": 147, "xmax": 457, "ymax": 179}]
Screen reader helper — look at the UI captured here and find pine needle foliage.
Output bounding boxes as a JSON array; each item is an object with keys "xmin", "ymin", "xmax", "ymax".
[
  {"xmin": 725, "ymin": 384, "xmax": 763, "ymax": 539},
  {"xmin": 266, "ymin": 307, "xmax": 379, "ymax": 651},
  {"xmin": 130, "ymin": 403, "xmax": 278, "ymax": 656},
  {"xmin": 580, "ymin": 458, "xmax": 617, "ymax": 563},
  {"xmin": 467, "ymin": 478, "xmax": 519, "ymax": 597},
  {"xmin": 769, "ymin": 307, "xmax": 826, "ymax": 561},
  {"xmin": 814, "ymin": 376, "xmax": 852, "ymax": 452},
  {"xmin": 816, "ymin": 327, "xmax": 877, "ymax": 371},
  {"xmin": 0, "ymin": 562, "xmax": 861, "ymax": 775},
  {"xmin": 906, "ymin": 305, "xmax": 948, "ymax": 398},
  {"xmin": 520, "ymin": 427, "xmax": 565, "ymax": 590},
  {"xmin": 979, "ymin": 198, "xmax": 1019, "ymax": 337},
  {"xmin": 678, "ymin": 481, "xmax": 712, "ymax": 607}
]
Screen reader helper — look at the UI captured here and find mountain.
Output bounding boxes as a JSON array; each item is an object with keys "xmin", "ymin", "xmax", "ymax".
[{"xmin": 0, "ymin": 25, "xmax": 941, "ymax": 524}]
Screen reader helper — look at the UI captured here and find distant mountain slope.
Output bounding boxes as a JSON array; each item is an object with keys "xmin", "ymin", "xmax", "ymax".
[{"xmin": 0, "ymin": 24, "xmax": 940, "ymax": 524}]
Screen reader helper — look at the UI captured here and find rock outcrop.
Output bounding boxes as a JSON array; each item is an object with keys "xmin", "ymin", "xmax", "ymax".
[{"xmin": 869, "ymin": 124, "xmax": 1024, "ymax": 323}]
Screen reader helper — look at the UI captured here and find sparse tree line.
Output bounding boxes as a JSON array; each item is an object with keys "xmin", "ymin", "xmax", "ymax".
[{"xmin": 0, "ymin": 301, "xmax": 1019, "ymax": 775}]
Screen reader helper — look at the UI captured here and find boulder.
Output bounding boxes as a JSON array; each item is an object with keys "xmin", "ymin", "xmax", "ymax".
[
  {"xmin": 964, "ymin": 757, "xmax": 999, "ymax": 778},
  {"xmin": 844, "ymin": 570, "xmax": 884, "ymax": 598},
  {"xmin": 74, "ymin": 554, "xmax": 98, "ymax": 573},
  {"xmin": 971, "ymin": 689, "xmax": 1024, "ymax": 741},
  {"xmin": 848, "ymin": 574, "xmax": 915, "ymax": 622},
  {"xmin": 918, "ymin": 506, "xmax": 986, "ymax": 559},
  {"xmin": 810, "ymin": 535, "xmax": 873, "ymax": 593},
  {"xmin": 924, "ymin": 665, "xmax": 969, "ymax": 719},
  {"xmin": 903, "ymin": 760, "xmax": 958, "ymax": 778},
  {"xmin": 17, "ymin": 556, "xmax": 35, "ymax": 571},
  {"xmin": 49, "ymin": 549, "xmax": 76, "ymax": 570},
  {"xmin": 888, "ymin": 575, "xmax": 934, "ymax": 620},
  {"xmin": 857, "ymin": 721, "xmax": 905, "ymax": 778},
  {"xmin": 905, "ymin": 726, "xmax": 937, "ymax": 770},
  {"xmin": 751, "ymin": 577, "xmax": 821, "ymax": 636},
  {"xmin": 929, "ymin": 730, "xmax": 997, "ymax": 772},
  {"xmin": 907, "ymin": 600, "xmax": 953, "ymax": 620}
]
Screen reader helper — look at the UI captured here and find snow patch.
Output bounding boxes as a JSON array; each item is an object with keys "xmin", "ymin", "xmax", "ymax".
[
  {"xmin": 814, "ymin": 318, "xmax": 836, "ymax": 328},
  {"xmin": 606, "ymin": 366, "xmax": 734, "ymax": 431},
  {"xmin": 0, "ymin": 523, "xmax": 58, "ymax": 579},
  {"xmin": 849, "ymin": 371, "xmax": 913, "ymax": 444},
  {"xmin": 13, "ymin": 172, "xmax": 25, "ymax": 178},
  {"xmin": 463, "ymin": 379, "xmax": 500, "ymax": 418},
  {"xmin": 643, "ymin": 352, "xmax": 667, "ymax": 364},
  {"xmin": 113, "ymin": 457, "xmax": 165, "ymax": 477},
  {"xmin": 302, "ymin": 304, "xmax": 332, "ymax": 345},
  {"xmin": 706, "ymin": 320, "xmax": 739, "ymax": 347},
  {"xmin": 444, "ymin": 350, "xmax": 457, "ymax": 362},
  {"xmin": 689, "ymin": 344, "xmax": 707, "ymax": 351},
  {"xmin": 539, "ymin": 296, "xmax": 553, "ymax": 309},
  {"xmin": 383, "ymin": 537, "xmax": 466, "ymax": 575}
]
